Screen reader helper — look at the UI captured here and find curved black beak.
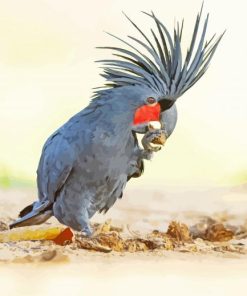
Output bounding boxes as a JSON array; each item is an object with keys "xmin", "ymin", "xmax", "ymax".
[{"xmin": 159, "ymin": 98, "xmax": 175, "ymax": 112}]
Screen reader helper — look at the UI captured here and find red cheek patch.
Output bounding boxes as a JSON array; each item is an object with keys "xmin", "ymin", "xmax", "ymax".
[{"xmin": 133, "ymin": 104, "xmax": 161, "ymax": 125}]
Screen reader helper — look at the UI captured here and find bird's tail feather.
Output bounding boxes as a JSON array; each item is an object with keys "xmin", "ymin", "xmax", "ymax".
[
  {"xmin": 19, "ymin": 203, "xmax": 35, "ymax": 218},
  {"xmin": 9, "ymin": 201, "xmax": 53, "ymax": 229}
]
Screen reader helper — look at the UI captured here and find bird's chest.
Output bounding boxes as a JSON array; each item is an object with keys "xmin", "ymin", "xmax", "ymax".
[
  {"xmin": 93, "ymin": 124, "xmax": 136, "ymax": 159},
  {"xmin": 75, "ymin": 124, "xmax": 138, "ymax": 179}
]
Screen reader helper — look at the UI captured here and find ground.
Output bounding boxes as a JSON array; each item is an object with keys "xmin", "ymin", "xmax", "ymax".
[{"xmin": 0, "ymin": 184, "xmax": 247, "ymax": 296}]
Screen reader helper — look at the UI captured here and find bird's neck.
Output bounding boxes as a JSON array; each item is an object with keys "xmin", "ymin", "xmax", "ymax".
[{"xmin": 88, "ymin": 93, "xmax": 136, "ymax": 133}]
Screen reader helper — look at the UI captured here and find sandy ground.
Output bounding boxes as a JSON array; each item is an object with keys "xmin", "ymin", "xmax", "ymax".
[{"xmin": 0, "ymin": 184, "xmax": 247, "ymax": 296}]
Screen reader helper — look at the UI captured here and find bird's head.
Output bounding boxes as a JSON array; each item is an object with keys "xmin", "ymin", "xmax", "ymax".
[{"xmin": 93, "ymin": 6, "xmax": 224, "ymax": 139}]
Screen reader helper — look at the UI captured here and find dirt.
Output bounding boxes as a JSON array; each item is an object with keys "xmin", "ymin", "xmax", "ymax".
[{"xmin": 0, "ymin": 186, "xmax": 247, "ymax": 296}]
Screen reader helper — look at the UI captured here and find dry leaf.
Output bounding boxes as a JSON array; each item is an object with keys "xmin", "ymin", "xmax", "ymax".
[
  {"xmin": 205, "ymin": 223, "xmax": 234, "ymax": 242},
  {"xmin": 93, "ymin": 220, "xmax": 123, "ymax": 234},
  {"xmin": 98, "ymin": 219, "xmax": 112, "ymax": 233},
  {"xmin": 148, "ymin": 230, "xmax": 174, "ymax": 250},
  {"xmin": 76, "ymin": 237, "xmax": 112, "ymax": 253},
  {"xmin": 96, "ymin": 232, "xmax": 125, "ymax": 252},
  {"xmin": 125, "ymin": 239, "xmax": 159, "ymax": 252},
  {"xmin": 166, "ymin": 221, "xmax": 192, "ymax": 243},
  {"xmin": 52, "ymin": 228, "xmax": 73, "ymax": 245},
  {"xmin": 0, "ymin": 227, "xmax": 66, "ymax": 243},
  {"xmin": 3, "ymin": 219, "xmax": 244, "ymax": 256}
]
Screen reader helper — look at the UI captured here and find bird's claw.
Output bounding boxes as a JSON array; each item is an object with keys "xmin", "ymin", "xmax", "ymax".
[
  {"xmin": 81, "ymin": 225, "xmax": 93, "ymax": 237},
  {"xmin": 141, "ymin": 130, "xmax": 166, "ymax": 152}
]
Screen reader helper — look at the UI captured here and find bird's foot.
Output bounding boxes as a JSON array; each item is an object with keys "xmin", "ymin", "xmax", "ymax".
[
  {"xmin": 81, "ymin": 225, "xmax": 93, "ymax": 237},
  {"xmin": 127, "ymin": 160, "xmax": 143, "ymax": 178},
  {"xmin": 140, "ymin": 149, "xmax": 153, "ymax": 160}
]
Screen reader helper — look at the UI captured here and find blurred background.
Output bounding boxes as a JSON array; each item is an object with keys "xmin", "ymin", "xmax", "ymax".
[{"xmin": 0, "ymin": 0, "xmax": 246, "ymax": 189}]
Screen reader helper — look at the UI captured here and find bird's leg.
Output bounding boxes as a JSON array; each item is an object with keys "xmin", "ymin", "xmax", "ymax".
[
  {"xmin": 132, "ymin": 121, "xmax": 166, "ymax": 159},
  {"xmin": 139, "ymin": 149, "xmax": 153, "ymax": 160},
  {"xmin": 72, "ymin": 208, "xmax": 93, "ymax": 236},
  {"xmin": 81, "ymin": 224, "xmax": 93, "ymax": 237},
  {"xmin": 135, "ymin": 131, "xmax": 166, "ymax": 160},
  {"xmin": 127, "ymin": 160, "xmax": 143, "ymax": 179}
]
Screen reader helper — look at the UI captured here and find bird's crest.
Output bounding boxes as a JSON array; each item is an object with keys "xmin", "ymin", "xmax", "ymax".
[{"xmin": 94, "ymin": 5, "xmax": 224, "ymax": 100}]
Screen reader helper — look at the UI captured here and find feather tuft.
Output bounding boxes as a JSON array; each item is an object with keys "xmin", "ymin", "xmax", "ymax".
[{"xmin": 94, "ymin": 7, "xmax": 223, "ymax": 100}]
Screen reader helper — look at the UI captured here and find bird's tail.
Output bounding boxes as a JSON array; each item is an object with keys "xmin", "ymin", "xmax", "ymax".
[{"xmin": 9, "ymin": 201, "xmax": 53, "ymax": 229}]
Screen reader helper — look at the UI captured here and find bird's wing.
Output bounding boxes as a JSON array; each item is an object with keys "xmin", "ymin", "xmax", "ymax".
[
  {"xmin": 9, "ymin": 130, "xmax": 75, "ymax": 229},
  {"xmin": 37, "ymin": 131, "xmax": 75, "ymax": 203}
]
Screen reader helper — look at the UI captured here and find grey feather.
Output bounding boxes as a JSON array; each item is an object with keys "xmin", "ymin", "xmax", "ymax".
[{"xmin": 95, "ymin": 7, "xmax": 223, "ymax": 101}]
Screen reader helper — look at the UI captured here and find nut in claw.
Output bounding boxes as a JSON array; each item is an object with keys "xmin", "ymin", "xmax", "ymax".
[{"xmin": 151, "ymin": 132, "xmax": 166, "ymax": 146}]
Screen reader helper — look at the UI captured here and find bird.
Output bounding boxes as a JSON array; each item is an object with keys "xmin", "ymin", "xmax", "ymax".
[{"xmin": 10, "ymin": 7, "xmax": 223, "ymax": 235}]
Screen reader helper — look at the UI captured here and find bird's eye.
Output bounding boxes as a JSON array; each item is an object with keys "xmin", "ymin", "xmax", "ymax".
[{"xmin": 146, "ymin": 97, "xmax": 156, "ymax": 105}]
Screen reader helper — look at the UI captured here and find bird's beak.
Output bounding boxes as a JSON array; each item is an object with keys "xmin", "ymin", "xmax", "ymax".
[
  {"xmin": 158, "ymin": 98, "xmax": 175, "ymax": 112},
  {"xmin": 148, "ymin": 121, "xmax": 162, "ymax": 130}
]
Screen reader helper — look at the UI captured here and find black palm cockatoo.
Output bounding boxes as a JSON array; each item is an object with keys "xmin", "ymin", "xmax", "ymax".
[{"xmin": 10, "ymin": 7, "xmax": 223, "ymax": 235}]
